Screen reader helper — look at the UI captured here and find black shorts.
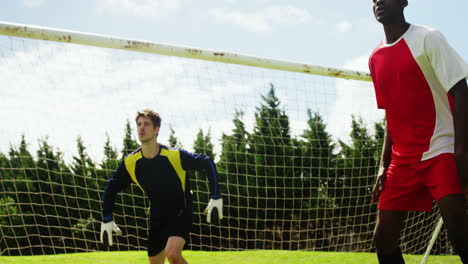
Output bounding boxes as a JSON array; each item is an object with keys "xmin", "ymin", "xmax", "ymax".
[{"xmin": 147, "ymin": 206, "xmax": 193, "ymax": 257}]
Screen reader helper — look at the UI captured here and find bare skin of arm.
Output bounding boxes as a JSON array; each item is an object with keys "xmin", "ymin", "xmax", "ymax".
[
  {"xmin": 448, "ymin": 79, "xmax": 468, "ymax": 205},
  {"xmin": 373, "ymin": 121, "xmax": 393, "ymax": 203}
]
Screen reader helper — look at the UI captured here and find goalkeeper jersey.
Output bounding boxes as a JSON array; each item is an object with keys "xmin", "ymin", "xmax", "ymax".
[
  {"xmin": 102, "ymin": 144, "xmax": 221, "ymax": 222},
  {"xmin": 369, "ymin": 24, "xmax": 468, "ymax": 164}
]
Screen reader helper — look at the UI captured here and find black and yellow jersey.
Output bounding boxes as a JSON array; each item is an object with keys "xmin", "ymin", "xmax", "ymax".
[{"xmin": 102, "ymin": 144, "xmax": 221, "ymax": 223}]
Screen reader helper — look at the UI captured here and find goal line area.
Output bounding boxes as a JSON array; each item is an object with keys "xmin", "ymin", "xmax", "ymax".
[{"xmin": 0, "ymin": 22, "xmax": 452, "ymax": 263}]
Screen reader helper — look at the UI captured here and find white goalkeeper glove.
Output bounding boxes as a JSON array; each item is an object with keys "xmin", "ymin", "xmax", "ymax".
[
  {"xmin": 204, "ymin": 198, "xmax": 223, "ymax": 223},
  {"xmin": 100, "ymin": 221, "xmax": 122, "ymax": 246}
]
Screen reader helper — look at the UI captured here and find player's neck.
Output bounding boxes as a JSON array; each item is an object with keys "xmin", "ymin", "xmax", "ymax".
[
  {"xmin": 383, "ymin": 21, "xmax": 410, "ymax": 44},
  {"xmin": 141, "ymin": 140, "xmax": 160, "ymax": 159}
]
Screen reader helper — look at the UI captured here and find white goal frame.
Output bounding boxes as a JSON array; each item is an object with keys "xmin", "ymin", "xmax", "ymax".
[
  {"xmin": 0, "ymin": 21, "xmax": 371, "ymax": 82},
  {"xmin": 0, "ymin": 21, "xmax": 442, "ymax": 264}
]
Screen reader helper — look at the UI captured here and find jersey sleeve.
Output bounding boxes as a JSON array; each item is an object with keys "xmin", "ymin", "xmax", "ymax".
[
  {"xmin": 101, "ymin": 158, "xmax": 133, "ymax": 223},
  {"xmin": 424, "ymin": 30, "xmax": 468, "ymax": 92},
  {"xmin": 179, "ymin": 150, "xmax": 221, "ymax": 199}
]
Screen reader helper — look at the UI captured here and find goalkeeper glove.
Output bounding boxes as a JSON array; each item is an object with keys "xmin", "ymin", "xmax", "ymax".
[
  {"xmin": 204, "ymin": 198, "xmax": 223, "ymax": 223},
  {"xmin": 100, "ymin": 221, "xmax": 122, "ymax": 246}
]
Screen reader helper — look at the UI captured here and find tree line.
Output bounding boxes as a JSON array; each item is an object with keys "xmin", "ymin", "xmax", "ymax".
[{"xmin": 0, "ymin": 84, "xmax": 447, "ymax": 256}]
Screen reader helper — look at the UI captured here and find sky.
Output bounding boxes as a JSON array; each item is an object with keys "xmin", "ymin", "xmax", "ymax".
[{"xmin": 1, "ymin": 0, "xmax": 468, "ymax": 163}]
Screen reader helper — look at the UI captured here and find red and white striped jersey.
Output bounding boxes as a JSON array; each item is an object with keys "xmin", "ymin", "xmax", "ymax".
[{"xmin": 369, "ymin": 24, "xmax": 468, "ymax": 164}]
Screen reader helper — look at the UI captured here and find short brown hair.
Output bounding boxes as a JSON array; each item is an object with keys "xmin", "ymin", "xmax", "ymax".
[{"xmin": 135, "ymin": 109, "xmax": 161, "ymax": 128}]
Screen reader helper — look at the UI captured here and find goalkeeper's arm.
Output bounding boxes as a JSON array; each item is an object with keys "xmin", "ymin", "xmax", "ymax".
[
  {"xmin": 100, "ymin": 158, "xmax": 132, "ymax": 245},
  {"xmin": 180, "ymin": 150, "xmax": 223, "ymax": 223},
  {"xmin": 202, "ymin": 156, "xmax": 223, "ymax": 223}
]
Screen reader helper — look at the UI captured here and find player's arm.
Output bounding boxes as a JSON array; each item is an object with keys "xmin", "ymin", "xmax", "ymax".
[
  {"xmin": 372, "ymin": 120, "xmax": 393, "ymax": 203},
  {"xmin": 100, "ymin": 159, "xmax": 133, "ymax": 245},
  {"xmin": 424, "ymin": 30, "xmax": 468, "ymax": 207},
  {"xmin": 180, "ymin": 150, "xmax": 223, "ymax": 222},
  {"xmin": 180, "ymin": 150, "xmax": 221, "ymax": 198},
  {"xmin": 449, "ymin": 79, "xmax": 468, "ymax": 193}
]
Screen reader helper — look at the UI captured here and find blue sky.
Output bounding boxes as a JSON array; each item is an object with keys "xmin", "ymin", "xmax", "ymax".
[
  {"xmin": 1, "ymin": 0, "xmax": 468, "ymax": 162},
  {"xmin": 2, "ymin": 0, "xmax": 467, "ymax": 68}
]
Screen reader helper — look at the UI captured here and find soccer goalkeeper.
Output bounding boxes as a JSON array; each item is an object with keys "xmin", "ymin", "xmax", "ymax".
[{"xmin": 100, "ymin": 109, "xmax": 223, "ymax": 264}]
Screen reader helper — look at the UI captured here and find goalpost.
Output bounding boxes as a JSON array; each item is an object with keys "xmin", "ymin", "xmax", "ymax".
[{"xmin": 0, "ymin": 21, "xmax": 452, "ymax": 263}]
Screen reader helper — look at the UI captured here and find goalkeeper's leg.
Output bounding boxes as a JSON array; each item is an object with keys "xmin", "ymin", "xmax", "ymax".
[
  {"xmin": 165, "ymin": 236, "xmax": 187, "ymax": 264},
  {"xmin": 147, "ymin": 237, "xmax": 186, "ymax": 264},
  {"xmin": 149, "ymin": 251, "xmax": 166, "ymax": 264},
  {"xmin": 439, "ymin": 194, "xmax": 468, "ymax": 263}
]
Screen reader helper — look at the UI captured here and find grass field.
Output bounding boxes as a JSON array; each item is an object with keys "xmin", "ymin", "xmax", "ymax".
[{"xmin": 0, "ymin": 250, "xmax": 460, "ymax": 264}]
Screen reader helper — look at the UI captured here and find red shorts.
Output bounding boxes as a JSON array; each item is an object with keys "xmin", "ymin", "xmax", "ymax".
[{"xmin": 378, "ymin": 153, "xmax": 463, "ymax": 212}]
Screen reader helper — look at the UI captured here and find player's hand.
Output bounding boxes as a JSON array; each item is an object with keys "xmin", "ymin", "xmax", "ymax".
[
  {"xmin": 372, "ymin": 170, "xmax": 387, "ymax": 203},
  {"xmin": 204, "ymin": 198, "xmax": 223, "ymax": 223},
  {"xmin": 100, "ymin": 221, "xmax": 122, "ymax": 246}
]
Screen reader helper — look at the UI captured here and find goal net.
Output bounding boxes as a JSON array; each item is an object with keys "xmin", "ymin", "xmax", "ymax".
[{"xmin": 0, "ymin": 22, "xmax": 453, "ymax": 263}]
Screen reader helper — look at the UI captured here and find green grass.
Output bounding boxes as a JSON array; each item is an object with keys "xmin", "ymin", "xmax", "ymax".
[{"xmin": 0, "ymin": 250, "xmax": 460, "ymax": 264}]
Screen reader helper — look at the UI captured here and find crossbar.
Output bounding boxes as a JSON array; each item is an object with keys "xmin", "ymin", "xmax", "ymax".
[{"xmin": 0, "ymin": 21, "xmax": 371, "ymax": 82}]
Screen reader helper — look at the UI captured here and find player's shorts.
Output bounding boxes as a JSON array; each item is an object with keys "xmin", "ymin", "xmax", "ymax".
[
  {"xmin": 147, "ymin": 205, "xmax": 193, "ymax": 257},
  {"xmin": 378, "ymin": 153, "xmax": 463, "ymax": 212}
]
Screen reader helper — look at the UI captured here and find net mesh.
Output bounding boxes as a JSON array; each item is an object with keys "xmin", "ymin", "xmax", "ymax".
[{"xmin": 0, "ymin": 35, "xmax": 452, "ymax": 262}]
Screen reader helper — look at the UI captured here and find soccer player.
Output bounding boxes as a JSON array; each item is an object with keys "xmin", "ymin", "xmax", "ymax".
[
  {"xmin": 100, "ymin": 109, "xmax": 223, "ymax": 264},
  {"xmin": 368, "ymin": 0, "xmax": 468, "ymax": 263}
]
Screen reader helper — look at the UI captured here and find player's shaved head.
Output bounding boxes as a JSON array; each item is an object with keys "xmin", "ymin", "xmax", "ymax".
[{"xmin": 373, "ymin": 0, "xmax": 408, "ymax": 25}]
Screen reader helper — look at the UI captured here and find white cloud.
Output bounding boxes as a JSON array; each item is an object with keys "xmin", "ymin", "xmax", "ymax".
[
  {"xmin": 210, "ymin": 8, "xmax": 269, "ymax": 32},
  {"xmin": 335, "ymin": 20, "xmax": 352, "ymax": 33},
  {"xmin": 22, "ymin": 0, "xmax": 44, "ymax": 8},
  {"xmin": 327, "ymin": 51, "xmax": 384, "ymax": 143},
  {"xmin": 0, "ymin": 39, "xmax": 271, "ymax": 163},
  {"xmin": 1, "ymin": 35, "xmax": 378, "ymax": 165},
  {"xmin": 96, "ymin": 0, "xmax": 180, "ymax": 18},
  {"xmin": 210, "ymin": 5, "xmax": 312, "ymax": 32},
  {"xmin": 343, "ymin": 52, "xmax": 371, "ymax": 72}
]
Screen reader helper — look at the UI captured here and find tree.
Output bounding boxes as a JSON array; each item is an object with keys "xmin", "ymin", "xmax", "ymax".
[
  {"xmin": 337, "ymin": 116, "xmax": 379, "ymax": 214},
  {"xmin": 71, "ymin": 136, "xmax": 96, "ymax": 179},
  {"xmin": 6, "ymin": 135, "xmax": 36, "ymax": 195},
  {"xmin": 99, "ymin": 133, "xmax": 119, "ymax": 184},
  {"xmin": 70, "ymin": 136, "xmax": 99, "ymax": 244},
  {"xmin": 0, "ymin": 196, "xmax": 21, "ymax": 253},
  {"xmin": 103, "ymin": 133, "xmax": 118, "ymax": 166},
  {"xmin": 292, "ymin": 110, "xmax": 337, "ymax": 216},
  {"xmin": 168, "ymin": 126, "xmax": 183, "ymax": 149},
  {"xmin": 217, "ymin": 110, "xmax": 254, "ymax": 249},
  {"xmin": 250, "ymin": 84, "xmax": 294, "ymax": 223},
  {"xmin": 35, "ymin": 137, "xmax": 73, "ymax": 254},
  {"xmin": 189, "ymin": 128, "xmax": 222, "ymax": 250},
  {"xmin": 193, "ymin": 128, "xmax": 214, "ymax": 158},
  {"xmin": 333, "ymin": 116, "xmax": 383, "ymax": 251},
  {"xmin": 218, "ymin": 110, "xmax": 252, "ymax": 194},
  {"xmin": 121, "ymin": 119, "xmax": 138, "ymax": 159},
  {"xmin": 2, "ymin": 136, "xmax": 38, "ymax": 254},
  {"xmin": 7, "ymin": 136, "xmax": 38, "ymax": 219}
]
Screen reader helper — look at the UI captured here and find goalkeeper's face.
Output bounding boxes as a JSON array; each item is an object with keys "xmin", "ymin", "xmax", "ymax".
[{"xmin": 136, "ymin": 116, "xmax": 160, "ymax": 143}]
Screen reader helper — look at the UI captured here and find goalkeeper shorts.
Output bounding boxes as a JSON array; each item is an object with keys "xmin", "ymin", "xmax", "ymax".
[
  {"xmin": 147, "ymin": 205, "xmax": 193, "ymax": 257},
  {"xmin": 378, "ymin": 153, "xmax": 463, "ymax": 212}
]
